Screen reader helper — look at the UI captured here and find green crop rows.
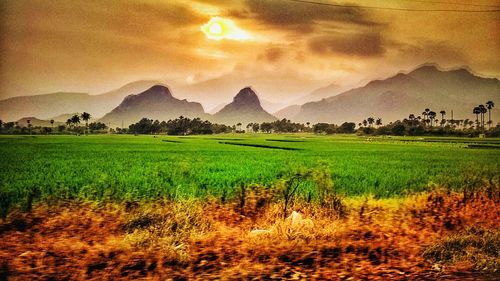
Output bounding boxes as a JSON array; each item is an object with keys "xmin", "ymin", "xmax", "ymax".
[{"xmin": 0, "ymin": 134, "xmax": 499, "ymax": 206}]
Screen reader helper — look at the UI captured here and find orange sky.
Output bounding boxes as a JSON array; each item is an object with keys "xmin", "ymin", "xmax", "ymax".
[{"xmin": 1, "ymin": 0, "xmax": 499, "ymax": 108}]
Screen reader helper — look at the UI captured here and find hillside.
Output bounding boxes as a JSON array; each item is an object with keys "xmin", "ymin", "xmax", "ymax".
[
  {"xmin": 15, "ymin": 117, "xmax": 63, "ymax": 127},
  {"xmin": 213, "ymin": 87, "xmax": 277, "ymax": 125},
  {"xmin": 0, "ymin": 80, "xmax": 160, "ymax": 121},
  {"xmin": 274, "ymin": 105, "xmax": 301, "ymax": 120},
  {"xmin": 99, "ymin": 85, "xmax": 207, "ymax": 127},
  {"xmin": 292, "ymin": 83, "xmax": 342, "ymax": 105},
  {"xmin": 293, "ymin": 65, "xmax": 500, "ymax": 123}
]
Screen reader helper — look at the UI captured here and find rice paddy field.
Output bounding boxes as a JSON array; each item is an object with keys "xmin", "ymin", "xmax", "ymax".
[
  {"xmin": 0, "ymin": 134, "xmax": 499, "ymax": 203},
  {"xmin": 1, "ymin": 134, "xmax": 499, "ymax": 280}
]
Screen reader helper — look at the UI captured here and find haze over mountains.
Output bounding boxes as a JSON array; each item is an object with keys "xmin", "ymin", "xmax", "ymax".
[
  {"xmin": 292, "ymin": 65, "xmax": 500, "ymax": 124},
  {"xmin": 1, "ymin": 64, "xmax": 499, "ymax": 127},
  {"xmin": 0, "ymin": 80, "xmax": 160, "ymax": 121}
]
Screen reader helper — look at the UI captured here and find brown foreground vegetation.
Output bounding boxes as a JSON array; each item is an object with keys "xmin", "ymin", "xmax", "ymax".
[{"xmin": 0, "ymin": 190, "xmax": 499, "ymax": 280}]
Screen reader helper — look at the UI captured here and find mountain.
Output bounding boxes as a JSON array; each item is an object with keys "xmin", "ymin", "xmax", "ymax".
[
  {"xmin": 207, "ymin": 99, "xmax": 285, "ymax": 115},
  {"xmin": 0, "ymin": 80, "xmax": 160, "ymax": 121},
  {"xmin": 293, "ymin": 64, "xmax": 500, "ymax": 124},
  {"xmin": 175, "ymin": 66, "xmax": 326, "ymax": 111},
  {"xmin": 16, "ymin": 117, "xmax": 63, "ymax": 127},
  {"xmin": 213, "ymin": 87, "xmax": 277, "ymax": 125},
  {"xmin": 209, "ymin": 103, "xmax": 227, "ymax": 114},
  {"xmin": 292, "ymin": 83, "xmax": 342, "ymax": 105},
  {"xmin": 50, "ymin": 113, "xmax": 82, "ymax": 123},
  {"xmin": 274, "ymin": 105, "xmax": 301, "ymax": 120},
  {"xmin": 99, "ymin": 85, "xmax": 207, "ymax": 127},
  {"xmin": 261, "ymin": 99, "xmax": 287, "ymax": 113},
  {"xmin": 49, "ymin": 113, "xmax": 97, "ymax": 123}
]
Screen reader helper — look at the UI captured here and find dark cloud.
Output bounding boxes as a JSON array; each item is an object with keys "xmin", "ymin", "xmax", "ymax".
[
  {"xmin": 396, "ymin": 41, "xmax": 467, "ymax": 62},
  {"xmin": 390, "ymin": 40, "xmax": 471, "ymax": 69},
  {"xmin": 308, "ymin": 32, "xmax": 385, "ymax": 57},
  {"xmin": 258, "ymin": 47, "xmax": 285, "ymax": 63},
  {"xmin": 245, "ymin": 0, "xmax": 377, "ymax": 32}
]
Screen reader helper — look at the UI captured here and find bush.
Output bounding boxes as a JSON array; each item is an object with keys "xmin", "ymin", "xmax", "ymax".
[{"xmin": 423, "ymin": 227, "xmax": 500, "ymax": 273}]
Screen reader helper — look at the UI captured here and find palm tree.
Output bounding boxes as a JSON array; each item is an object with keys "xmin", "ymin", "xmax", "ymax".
[
  {"xmin": 473, "ymin": 106, "xmax": 481, "ymax": 128},
  {"xmin": 376, "ymin": 118, "xmax": 382, "ymax": 127},
  {"xmin": 486, "ymin": 101, "xmax": 494, "ymax": 128},
  {"xmin": 422, "ymin": 111, "xmax": 428, "ymax": 125},
  {"xmin": 362, "ymin": 119, "xmax": 368, "ymax": 127},
  {"xmin": 27, "ymin": 119, "xmax": 32, "ymax": 135},
  {"xmin": 439, "ymin": 110, "xmax": 446, "ymax": 120},
  {"xmin": 428, "ymin": 111, "xmax": 436, "ymax": 127},
  {"xmin": 439, "ymin": 110, "xmax": 446, "ymax": 126},
  {"xmin": 70, "ymin": 115, "xmax": 80, "ymax": 134},
  {"xmin": 367, "ymin": 117, "xmax": 374, "ymax": 127},
  {"xmin": 71, "ymin": 114, "xmax": 80, "ymax": 126},
  {"xmin": 50, "ymin": 119, "xmax": 54, "ymax": 128},
  {"xmin": 478, "ymin": 104, "xmax": 487, "ymax": 128},
  {"xmin": 81, "ymin": 112, "xmax": 91, "ymax": 134},
  {"xmin": 236, "ymin": 122, "xmax": 242, "ymax": 131},
  {"xmin": 408, "ymin": 114, "xmax": 415, "ymax": 127}
]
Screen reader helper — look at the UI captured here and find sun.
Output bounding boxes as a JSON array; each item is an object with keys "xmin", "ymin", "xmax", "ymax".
[
  {"xmin": 209, "ymin": 22, "xmax": 222, "ymax": 35},
  {"xmin": 201, "ymin": 17, "xmax": 251, "ymax": 41}
]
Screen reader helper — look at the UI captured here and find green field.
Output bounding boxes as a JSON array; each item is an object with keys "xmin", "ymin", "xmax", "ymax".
[{"xmin": 0, "ymin": 134, "xmax": 499, "ymax": 205}]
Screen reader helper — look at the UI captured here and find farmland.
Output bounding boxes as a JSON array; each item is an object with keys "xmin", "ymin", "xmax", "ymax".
[
  {"xmin": 0, "ymin": 134, "xmax": 499, "ymax": 204},
  {"xmin": 1, "ymin": 134, "xmax": 499, "ymax": 280}
]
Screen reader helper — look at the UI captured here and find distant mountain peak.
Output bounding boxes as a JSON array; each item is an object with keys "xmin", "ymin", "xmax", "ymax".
[
  {"xmin": 410, "ymin": 63, "xmax": 476, "ymax": 77},
  {"xmin": 412, "ymin": 64, "xmax": 440, "ymax": 72},
  {"xmin": 99, "ymin": 85, "xmax": 205, "ymax": 127},
  {"xmin": 142, "ymin": 85, "xmax": 173, "ymax": 98},
  {"xmin": 232, "ymin": 87, "xmax": 260, "ymax": 107},
  {"xmin": 121, "ymin": 85, "xmax": 173, "ymax": 105},
  {"xmin": 213, "ymin": 87, "xmax": 276, "ymax": 125}
]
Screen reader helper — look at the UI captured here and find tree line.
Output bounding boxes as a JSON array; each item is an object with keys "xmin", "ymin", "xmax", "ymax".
[
  {"xmin": 0, "ymin": 101, "xmax": 496, "ymax": 136},
  {"xmin": 0, "ymin": 112, "xmax": 108, "ymax": 135},
  {"xmin": 128, "ymin": 117, "xmax": 232, "ymax": 135}
]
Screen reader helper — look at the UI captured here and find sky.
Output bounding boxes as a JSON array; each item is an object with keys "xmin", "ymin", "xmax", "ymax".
[{"xmin": 1, "ymin": 0, "xmax": 499, "ymax": 108}]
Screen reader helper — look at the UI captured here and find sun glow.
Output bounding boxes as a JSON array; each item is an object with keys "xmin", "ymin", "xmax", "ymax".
[
  {"xmin": 201, "ymin": 17, "xmax": 251, "ymax": 41},
  {"xmin": 209, "ymin": 22, "xmax": 222, "ymax": 35}
]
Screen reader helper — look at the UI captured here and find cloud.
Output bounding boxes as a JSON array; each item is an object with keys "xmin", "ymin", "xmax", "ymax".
[
  {"xmin": 308, "ymin": 31, "xmax": 385, "ymax": 57},
  {"xmin": 244, "ymin": 0, "xmax": 377, "ymax": 32},
  {"xmin": 258, "ymin": 47, "xmax": 285, "ymax": 63}
]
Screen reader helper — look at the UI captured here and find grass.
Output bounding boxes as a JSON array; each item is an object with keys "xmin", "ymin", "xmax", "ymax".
[
  {"xmin": 424, "ymin": 227, "xmax": 500, "ymax": 272},
  {"xmin": 1, "ymin": 190, "xmax": 498, "ymax": 279},
  {"xmin": 0, "ymin": 134, "xmax": 499, "ymax": 208},
  {"xmin": 1, "ymin": 134, "xmax": 498, "ymax": 279}
]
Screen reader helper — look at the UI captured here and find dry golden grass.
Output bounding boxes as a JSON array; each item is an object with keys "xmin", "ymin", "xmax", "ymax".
[{"xmin": 0, "ymin": 190, "xmax": 499, "ymax": 280}]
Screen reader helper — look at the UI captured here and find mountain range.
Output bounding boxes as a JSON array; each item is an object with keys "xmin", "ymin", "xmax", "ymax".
[
  {"xmin": 0, "ymin": 80, "xmax": 160, "ymax": 121},
  {"xmin": 0, "ymin": 64, "xmax": 498, "ymax": 127},
  {"xmin": 291, "ymin": 65, "xmax": 499, "ymax": 124}
]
